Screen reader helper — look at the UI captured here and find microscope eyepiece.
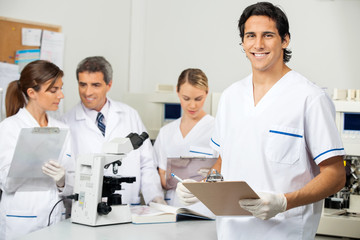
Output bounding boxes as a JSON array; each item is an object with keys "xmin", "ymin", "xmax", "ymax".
[{"xmin": 127, "ymin": 132, "xmax": 149, "ymax": 150}]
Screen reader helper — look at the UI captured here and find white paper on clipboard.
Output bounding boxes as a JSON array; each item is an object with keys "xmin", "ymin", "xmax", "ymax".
[
  {"xmin": 7, "ymin": 127, "xmax": 68, "ymax": 178},
  {"xmin": 166, "ymin": 157, "xmax": 217, "ymax": 190}
]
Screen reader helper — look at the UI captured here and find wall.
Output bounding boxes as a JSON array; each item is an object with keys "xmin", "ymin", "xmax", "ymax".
[
  {"xmin": 1, "ymin": 0, "xmax": 360, "ymax": 114},
  {"xmin": 0, "ymin": 0, "xmax": 131, "ymax": 112},
  {"xmin": 140, "ymin": 0, "xmax": 360, "ymax": 95}
]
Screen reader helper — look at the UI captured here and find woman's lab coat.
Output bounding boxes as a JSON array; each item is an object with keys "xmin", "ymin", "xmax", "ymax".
[
  {"xmin": 62, "ymin": 98, "xmax": 163, "ymax": 204},
  {"xmin": 154, "ymin": 114, "xmax": 217, "ymax": 211},
  {"xmin": 0, "ymin": 108, "xmax": 75, "ymax": 240}
]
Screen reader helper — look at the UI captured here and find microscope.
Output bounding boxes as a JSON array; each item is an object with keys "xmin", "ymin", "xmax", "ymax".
[{"xmin": 71, "ymin": 132, "xmax": 149, "ymax": 226}]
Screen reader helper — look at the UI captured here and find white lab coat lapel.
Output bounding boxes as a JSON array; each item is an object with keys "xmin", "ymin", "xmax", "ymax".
[
  {"xmin": 74, "ymin": 103, "xmax": 103, "ymax": 137},
  {"xmin": 105, "ymin": 100, "xmax": 123, "ymax": 140}
]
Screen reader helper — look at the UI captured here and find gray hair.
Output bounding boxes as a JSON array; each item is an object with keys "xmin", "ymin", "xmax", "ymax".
[{"xmin": 76, "ymin": 56, "xmax": 113, "ymax": 84}]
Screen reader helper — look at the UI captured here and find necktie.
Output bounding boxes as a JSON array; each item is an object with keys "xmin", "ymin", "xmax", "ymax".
[{"xmin": 96, "ymin": 112, "xmax": 106, "ymax": 136}]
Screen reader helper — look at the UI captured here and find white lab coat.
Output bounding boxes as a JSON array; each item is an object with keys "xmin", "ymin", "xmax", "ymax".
[
  {"xmin": 0, "ymin": 108, "xmax": 75, "ymax": 240},
  {"xmin": 210, "ymin": 71, "xmax": 345, "ymax": 240},
  {"xmin": 62, "ymin": 98, "xmax": 162, "ymax": 204},
  {"xmin": 154, "ymin": 114, "xmax": 217, "ymax": 215}
]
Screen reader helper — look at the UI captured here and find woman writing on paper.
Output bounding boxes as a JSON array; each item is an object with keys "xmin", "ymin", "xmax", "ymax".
[
  {"xmin": 154, "ymin": 68, "xmax": 217, "ymax": 207},
  {"xmin": 0, "ymin": 60, "xmax": 75, "ymax": 240}
]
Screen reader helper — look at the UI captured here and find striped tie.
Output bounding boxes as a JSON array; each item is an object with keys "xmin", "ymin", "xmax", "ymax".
[{"xmin": 96, "ymin": 112, "xmax": 106, "ymax": 136}]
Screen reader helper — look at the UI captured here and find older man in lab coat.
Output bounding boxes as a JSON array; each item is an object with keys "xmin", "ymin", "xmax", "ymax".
[{"xmin": 62, "ymin": 56, "xmax": 164, "ymax": 205}]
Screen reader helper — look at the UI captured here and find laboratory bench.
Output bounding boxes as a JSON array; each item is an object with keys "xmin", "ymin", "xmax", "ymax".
[
  {"xmin": 18, "ymin": 217, "xmax": 357, "ymax": 240},
  {"xmin": 17, "ymin": 219, "xmax": 217, "ymax": 240}
]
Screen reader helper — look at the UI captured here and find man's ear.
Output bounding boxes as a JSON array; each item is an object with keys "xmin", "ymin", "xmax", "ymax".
[
  {"xmin": 282, "ymin": 34, "xmax": 290, "ymax": 49},
  {"xmin": 106, "ymin": 80, "xmax": 113, "ymax": 92}
]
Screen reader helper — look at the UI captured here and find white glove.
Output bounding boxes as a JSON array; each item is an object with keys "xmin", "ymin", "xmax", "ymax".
[
  {"xmin": 239, "ymin": 192, "xmax": 287, "ymax": 220},
  {"xmin": 176, "ymin": 179, "xmax": 199, "ymax": 206},
  {"xmin": 42, "ymin": 160, "xmax": 65, "ymax": 188},
  {"xmin": 151, "ymin": 196, "xmax": 167, "ymax": 205}
]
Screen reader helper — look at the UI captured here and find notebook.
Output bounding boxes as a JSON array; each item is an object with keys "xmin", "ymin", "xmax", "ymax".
[{"xmin": 131, "ymin": 202, "xmax": 214, "ymax": 224}]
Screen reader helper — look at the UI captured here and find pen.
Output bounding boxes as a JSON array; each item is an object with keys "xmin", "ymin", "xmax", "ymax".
[{"xmin": 171, "ymin": 173, "xmax": 183, "ymax": 182}]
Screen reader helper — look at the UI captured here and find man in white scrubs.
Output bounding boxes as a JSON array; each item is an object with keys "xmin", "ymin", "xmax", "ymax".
[
  {"xmin": 177, "ymin": 2, "xmax": 346, "ymax": 239},
  {"xmin": 62, "ymin": 56, "xmax": 164, "ymax": 205}
]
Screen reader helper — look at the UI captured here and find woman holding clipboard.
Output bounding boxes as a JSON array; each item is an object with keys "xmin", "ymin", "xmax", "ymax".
[
  {"xmin": 154, "ymin": 68, "xmax": 217, "ymax": 207},
  {"xmin": 0, "ymin": 60, "xmax": 75, "ymax": 240}
]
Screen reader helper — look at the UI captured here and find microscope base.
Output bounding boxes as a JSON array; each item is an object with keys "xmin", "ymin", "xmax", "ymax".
[{"xmin": 71, "ymin": 204, "xmax": 132, "ymax": 226}]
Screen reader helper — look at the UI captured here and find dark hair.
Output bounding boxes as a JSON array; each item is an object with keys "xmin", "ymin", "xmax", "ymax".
[
  {"xmin": 177, "ymin": 68, "xmax": 208, "ymax": 94},
  {"xmin": 5, "ymin": 60, "xmax": 63, "ymax": 117},
  {"xmin": 238, "ymin": 2, "xmax": 292, "ymax": 63},
  {"xmin": 76, "ymin": 56, "xmax": 113, "ymax": 84}
]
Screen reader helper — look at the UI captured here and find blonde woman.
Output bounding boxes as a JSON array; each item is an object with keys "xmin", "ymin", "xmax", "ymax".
[{"xmin": 154, "ymin": 68, "xmax": 217, "ymax": 207}]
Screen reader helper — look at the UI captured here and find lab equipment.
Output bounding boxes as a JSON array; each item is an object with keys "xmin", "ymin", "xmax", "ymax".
[
  {"xmin": 163, "ymin": 103, "xmax": 181, "ymax": 124},
  {"xmin": 317, "ymin": 100, "xmax": 360, "ymax": 238},
  {"xmin": 71, "ymin": 132, "xmax": 149, "ymax": 226},
  {"xmin": 334, "ymin": 101, "xmax": 360, "ymax": 156},
  {"xmin": 206, "ymin": 169, "xmax": 224, "ymax": 182},
  {"xmin": 171, "ymin": 173, "xmax": 183, "ymax": 183}
]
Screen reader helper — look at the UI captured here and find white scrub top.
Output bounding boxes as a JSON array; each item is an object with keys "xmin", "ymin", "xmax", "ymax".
[
  {"xmin": 154, "ymin": 114, "xmax": 217, "ymax": 208},
  {"xmin": 62, "ymin": 98, "xmax": 163, "ymax": 204},
  {"xmin": 0, "ymin": 108, "xmax": 75, "ymax": 240},
  {"xmin": 210, "ymin": 71, "xmax": 345, "ymax": 240}
]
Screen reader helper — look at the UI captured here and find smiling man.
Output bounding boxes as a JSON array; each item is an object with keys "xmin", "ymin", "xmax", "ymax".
[
  {"xmin": 62, "ymin": 56, "xmax": 164, "ymax": 206},
  {"xmin": 176, "ymin": 2, "xmax": 346, "ymax": 240}
]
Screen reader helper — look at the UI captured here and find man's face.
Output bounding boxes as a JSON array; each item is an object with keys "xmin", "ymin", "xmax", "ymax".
[
  {"xmin": 78, "ymin": 71, "xmax": 112, "ymax": 111},
  {"xmin": 242, "ymin": 15, "xmax": 289, "ymax": 73}
]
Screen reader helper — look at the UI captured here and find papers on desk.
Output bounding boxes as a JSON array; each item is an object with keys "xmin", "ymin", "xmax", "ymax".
[
  {"xmin": 7, "ymin": 127, "xmax": 68, "ymax": 178},
  {"xmin": 131, "ymin": 202, "xmax": 214, "ymax": 224}
]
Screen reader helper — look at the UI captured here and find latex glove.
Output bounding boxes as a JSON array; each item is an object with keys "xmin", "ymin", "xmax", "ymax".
[
  {"xmin": 42, "ymin": 160, "xmax": 65, "ymax": 188},
  {"xmin": 239, "ymin": 192, "xmax": 287, "ymax": 220},
  {"xmin": 151, "ymin": 196, "xmax": 167, "ymax": 205},
  {"xmin": 176, "ymin": 179, "xmax": 199, "ymax": 206}
]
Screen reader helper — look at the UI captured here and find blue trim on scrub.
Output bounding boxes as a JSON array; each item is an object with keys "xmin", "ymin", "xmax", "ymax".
[
  {"xmin": 189, "ymin": 150, "xmax": 212, "ymax": 156},
  {"xmin": 313, "ymin": 148, "xmax": 345, "ymax": 161},
  {"xmin": 269, "ymin": 130, "xmax": 303, "ymax": 138},
  {"xmin": 6, "ymin": 215, "xmax": 37, "ymax": 218},
  {"xmin": 211, "ymin": 138, "xmax": 220, "ymax": 147},
  {"xmin": 66, "ymin": 154, "xmax": 71, "ymax": 157}
]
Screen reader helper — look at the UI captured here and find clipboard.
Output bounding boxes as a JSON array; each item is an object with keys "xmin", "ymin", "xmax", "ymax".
[
  {"xmin": 183, "ymin": 181, "xmax": 259, "ymax": 216},
  {"xmin": 166, "ymin": 157, "xmax": 217, "ymax": 190},
  {"xmin": 7, "ymin": 127, "xmax": 68, "ymax": 178}
]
